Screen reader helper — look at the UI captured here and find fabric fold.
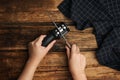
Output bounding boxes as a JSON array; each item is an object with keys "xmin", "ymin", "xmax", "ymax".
[{"xmin": 58, "ymin": 0, "xmax": 120, "ymax": 70}]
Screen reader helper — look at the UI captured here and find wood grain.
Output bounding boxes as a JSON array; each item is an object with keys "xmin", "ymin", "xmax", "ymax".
[
  {"xmin": 0, "ymin": 10, "xmax": 71, "ymax": 23},
  {"xmin": 0, "ymin": 51, "xmax": 120, "ymax": 80},
  {"xmin": 0, "ymin": 25, "xmax": 97, "ymax": 51},
  {"xmin": 0, "ymin": 0, "xmax": 119, "ymax": 80},
  {"xmin": 0, "ymin": 0, "xmax": 62, "ymax": 12},
  {"xmin": 0, "ymin": 0, "xmax": 71, "ymax": 23}
]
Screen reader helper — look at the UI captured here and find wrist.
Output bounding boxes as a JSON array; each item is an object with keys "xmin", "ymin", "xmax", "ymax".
[
  {"xmin": 78, "ymin": 70, "xmax": 86, "ymax": 74},
  {"xmin": 71, "ymin": 70, "xmax": 86, "ymax": 80},
  {"xmin": 29, "ymin": 55, "xmax": 43, "ymax": 62},
  {"xmin": 71, "ymin": 70, "xmax": 85, "ymax": 75},
  {"xmin": 28, "ymin": 57, "xmax": 41, "ymax": 66}
]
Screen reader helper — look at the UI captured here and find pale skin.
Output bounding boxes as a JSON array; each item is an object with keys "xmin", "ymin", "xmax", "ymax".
[{"xmin": 18, "ymin": 35, "xmax": 87, "ymax": 80}]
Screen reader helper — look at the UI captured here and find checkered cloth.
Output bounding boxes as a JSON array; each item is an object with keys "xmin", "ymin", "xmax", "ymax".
[{"xmin": 58, "ymin": 0, "xmax": 120, "ymax": 70}]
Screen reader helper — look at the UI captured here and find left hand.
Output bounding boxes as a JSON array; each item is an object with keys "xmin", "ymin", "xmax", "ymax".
[
  {"xmin": 28, "ymin": 35, "xmax": 56, "ymax": 62},
  {"xmin": 18, "ymin": 35, "xmax": 56, "ymax": 80}
]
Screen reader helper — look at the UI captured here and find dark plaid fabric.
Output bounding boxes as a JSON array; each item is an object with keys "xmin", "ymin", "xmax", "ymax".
[{"xmin": 58, "ymin": 0, "xmax": 120, "ymax": 70}]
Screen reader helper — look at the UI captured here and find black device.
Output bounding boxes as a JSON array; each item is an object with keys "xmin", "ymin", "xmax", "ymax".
[{"xmin": 41, "ymin": 22, "xmax": 70, "ymax": 47}]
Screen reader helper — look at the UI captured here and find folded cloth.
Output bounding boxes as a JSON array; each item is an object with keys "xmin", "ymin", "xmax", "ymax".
[
  {"xmin": 58, "ymin": 0, "xmax": 120, "ymax": 70},
  {"xmin": 96, "ymin": 27, "xmax": 120, "ymax": 70}
]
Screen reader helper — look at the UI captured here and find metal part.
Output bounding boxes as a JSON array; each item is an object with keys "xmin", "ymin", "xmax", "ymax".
[{"xmin": 47, "ymin": 11, "xmax": 71, "ymax": 48}]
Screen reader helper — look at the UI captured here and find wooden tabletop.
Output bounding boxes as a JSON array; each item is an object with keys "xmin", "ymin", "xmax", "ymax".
[{"xmin": 0, "ymin": 0, "xmax": 120, "ymax": 80}]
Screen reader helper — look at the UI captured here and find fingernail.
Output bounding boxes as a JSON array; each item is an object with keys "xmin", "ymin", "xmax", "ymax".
[{"xmin": 72, "ymin": 44, "xmax": 76, "ymax": 46}]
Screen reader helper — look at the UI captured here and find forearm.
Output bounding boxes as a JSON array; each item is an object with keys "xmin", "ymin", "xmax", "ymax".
[
  {"xmin": 18, "ymin": 58, "xmax": 40, "ymax": 80},
  {"xmin": 18, "ymin": 35, "xmax": 55, "ymax": 80}
]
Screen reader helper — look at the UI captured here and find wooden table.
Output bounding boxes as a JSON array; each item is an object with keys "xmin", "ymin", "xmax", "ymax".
[{"xmin": 0, "ymin": 0, "xmax": 120, "ymax": 80}]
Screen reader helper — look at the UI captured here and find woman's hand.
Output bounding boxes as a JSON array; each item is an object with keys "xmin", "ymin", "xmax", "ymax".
[
  {"xmin": 66, "ymin": 44, "xmax": 87, "ymax": 80},
  {"xmin": 18, "ymin": 35, "xmax": 56, "ymax": 80},
  {"xmin": 28, "ymin": 35, "xmax": 56, "ymax": 62}
]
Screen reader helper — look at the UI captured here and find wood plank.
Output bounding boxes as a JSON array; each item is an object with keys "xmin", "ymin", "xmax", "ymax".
[
  {"xmin": 0, "ymin": 0, "xmax": 71, "ymax": 23},
  {"xmin": 4, "ymin": 69, "xmax": 120, "ymax": 80},
  {"xmin": 0, "ymin": 0, "xmax": 63, "ymax": 12},
  {"xmin": 0, "ymin": 51, "xmax": 98, "ymax": 67},
  {"xmin": 1, "ymin": 68, "xmax": 120, "ymax": 80},
  {"xmin": 0, "ymin": 51, "xmax": 117, "ymax": 71},
  {"xmin": 33, "ymin": 67, "xmax": 120, "ymax": 80},
  {"xmin": 0, "ymin": 51, "xmax": 120, "ymax": 80},
  {"xmin": 0, "ymin": 10, "xmax": 71, "ymax": 23},
  {"xmin": 0, "ymin": 26, "xmax": 97, "ymax": 51},
  {"xmin": 0, "ymin": 25, "xmax": 93, "ymax": 33}
]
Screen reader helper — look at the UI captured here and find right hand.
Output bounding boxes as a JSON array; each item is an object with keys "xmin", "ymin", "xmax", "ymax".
[{"xmin": 65, "ymin": 44, "xmax": 86, "ymax": 77}]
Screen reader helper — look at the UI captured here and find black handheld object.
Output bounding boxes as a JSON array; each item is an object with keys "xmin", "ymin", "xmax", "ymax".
[{"xmin": 41, "ymin": 22, "xmax": 70, "ymax": 47}]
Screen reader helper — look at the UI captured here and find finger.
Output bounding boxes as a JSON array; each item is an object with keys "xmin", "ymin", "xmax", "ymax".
[
  {"xmin": 76, "ymin": 45, "xmax": 82, "ymax": 54},
  {"xmin": 33, "ymin": 37, "xmax": 39, "ymax": 43},
  {"xmin": 36, "ymin": 35, "xmax": 46, "ymax": 45},
  {"xmin": 46, "ymin": 40, "xmax": 56, "ymax": 51},
  {"xmin": 76, "ymin": 46, "xmax": 80, "ymax": 53},
  {"xmin": 65, "ymin": 46, "xmax": 70, "ymax": 59},
  {"xmin": 79, "ymin": 47, "xmax": 81, "ymax": 53},
  {"xmin": 71, "ymin": 44, "xmax": 77, "ymax": 54}
]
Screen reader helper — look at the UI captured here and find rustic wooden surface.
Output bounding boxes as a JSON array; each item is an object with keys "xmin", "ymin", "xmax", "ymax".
[{"xmin": 0, "ymin": 0, "xmax": 120, "ymax": 80}]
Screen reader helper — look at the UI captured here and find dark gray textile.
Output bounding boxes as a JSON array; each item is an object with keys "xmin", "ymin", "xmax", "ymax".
[{"xmin": 58, "ymin": 0, "xmax": 120, "ymax": 70}]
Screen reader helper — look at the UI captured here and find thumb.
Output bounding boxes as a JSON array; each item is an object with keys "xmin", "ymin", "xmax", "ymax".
[
  {"xmin": 65, "ymin": 46, "xmax": 70, "ymax": 59},
  {"xmin": 46, "ymin": 40, "xmax": 56, "ymax": 51}
]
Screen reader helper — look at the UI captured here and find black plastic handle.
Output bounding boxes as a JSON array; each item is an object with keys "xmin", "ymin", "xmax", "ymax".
[{"xmin": 41, "ymin": 34, "xmax": 55, "ymax": 47}]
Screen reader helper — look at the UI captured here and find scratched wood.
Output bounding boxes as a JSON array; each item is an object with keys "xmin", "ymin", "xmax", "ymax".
[
  {"xmin": 0, "ymin": 0, "xmax": 70, "ymax": 23},
  {"xmin": 0, "ymin": 51, "xmax": 120, "ymax": 80},
  {"xmin": 0, "ymin": 25, "xmax": 97, "ymax": 51},
  {"xmin": 0, "ymin": 0, "xmax": 120, "ymax": 80}
]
